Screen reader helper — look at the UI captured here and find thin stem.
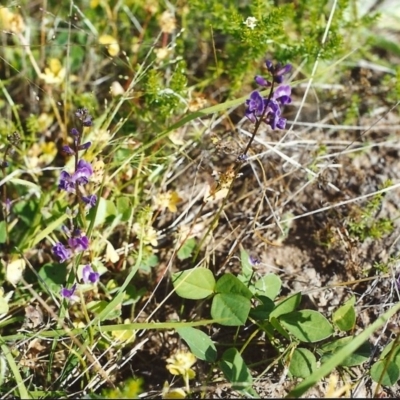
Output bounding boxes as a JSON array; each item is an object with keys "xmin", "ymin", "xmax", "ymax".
[
  {"xmin": 242, "ymin": 80, "xmax": 275, "ymax": 156},
  {"xmin": 1, "ymin": 146, "xmax": 13, "ymax": 248}
]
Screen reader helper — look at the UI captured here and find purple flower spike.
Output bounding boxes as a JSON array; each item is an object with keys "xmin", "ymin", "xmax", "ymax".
[
  {"xmin": 75, "ymin": 108, "xmax": 93, "ymax": 126},
  {"xmin": 249, "ymin": 255, "xmax": 261, "ymax": 266},
  {"xmin": 70, "ymin": 128, "xmax": 79, "ymax": 136},
  {"xmin": 265, "ymin": 60, "xmax": 292, "ymax": 83},
  {"xmin": 245, "ymin": 90, "xmax": 268, "ymax": 123},
  {"xmin": 273, "ymin": 85, "xmax": 292, "ymax": 105},
  {"xmin": 82, "ymin": 194, "xmax": 97, "ymax": 208},
  {"xmin": 254, "ymin": 75, "xmax": 271, "ymax": 88},
  {"xmin": 53, "ymin": 242, "xmax": 72, "ymax": 263},
  {"xmin": 74, "ymin": 160, "xmax": 93, "ymax": 185},
  {"xmin": 62, "ymin": 145, "xmax": 75, "ymax": 155},
  {"xmin": 82, "ymin": 264, "xmax": 100, "ymax": 284},
  {"xmin": 264, "ymin": 99, "xmax": 286, "ymax": 130},
  {"xmin": 68, "ymin": 234, "xmax": 89, "ymax": 253},
  {"xmin": 59, "ymin": 171, "xmax": 76, "ymax": 192},
  {"xmin": 79, "ymin": 141, "xmax": 91, "ymax": 151},
  {"xmin": 61, "ymin": 283, "xmax": 77, "ymax": 300},
  {"xmin": 75, "ymin": 108, "xmax": 87, "ymax": 119},
  {"xmin": 275, "ymin": 63, "xmax": 292, "ymax": 77},
  {"xmin": 82, "ymin": 115, "xmax": 93, "ymax": 127}
]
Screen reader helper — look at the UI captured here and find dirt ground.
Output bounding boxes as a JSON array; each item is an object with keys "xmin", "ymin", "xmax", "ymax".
[{"xmin": 138, "ymin": 65, "xmax": 400, "ymax": 397}]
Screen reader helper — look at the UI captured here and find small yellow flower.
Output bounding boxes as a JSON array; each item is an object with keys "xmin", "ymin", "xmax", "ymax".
[
  {"xmin": 111, "ymin": 319, "xmax": 136, "ymax": 344},
  {"xmin": 105, "ymin": 241, "xmax": 120, "ymax": 263},
  {"xmin": 154, "ymin": 47, "xmax": 172, "ymax": 62},
  {"xmin": 0, "ymin": 8, "xmax": 25, "ymax": 33},
  {"xmin": 110, "ymin": 81, "xmax": 125, "ymax": 97},
  {"xmin": 154, "ymin": 191, "xmax": 182, "ymax": 213},
  {"xmin": 73, "ymin": 321, "xmax": 86, "ymax": 329},
  {"xmin": 26, "ymin": 141, "xmax": 57, "ymax": 169},
  {"xmin": 133, "ymin": 223, "xmax": 158, "ymax": 247},
  {"xmin": 166, "ymin": 351, "xmax": 196, "ymax": 379},
  {"xmin": 188, "ymin": 93, "xmax": 208, "ymax": 112},
  {"xmin": 99, "ymin": 34, "xmax": 120, "ymax": 57},
  {"xmin": 39, "ymin": 58, "xmax": 65, "ymax": 85},
  {"xmin": 145, "ymin": 1, "xmax": 159, "ymax": 15},
  {"xmin": 162, "ymin": 381, "xmax": 186, "ymax": 399},
  {"xmin": 6, "ymin": 258, "xmax": 26, "ymax": 286},
  {"xmin": 159, "ymin": 10, "xmax": 176, "ymax": 34}
]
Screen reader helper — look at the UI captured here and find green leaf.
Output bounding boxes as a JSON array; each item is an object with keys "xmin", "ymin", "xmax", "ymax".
[
  {"xmin": 288, "ymin": 302, "xmax": 400, "ymax": 398},
  {"xmin": 333, "ymin": 296, "xmax": 356, "ymax": 331},
  {"xmin": 0, "ymin": 342, "xmax": 30, "ymax": 399},
  {"xmin": 211, "ymin": 292, "xmax": 251, "ymax": 326},
  {"xmin": 210, "ymin": 274, "xmax": 253, "ymax": 326},
  {"xmin": 10, "ymin": 177, "xmax": 40, "ymax": 191},
  {"xmin": 370, "ymin": 360, "xmax": 400, "ymax": 386},
  {"xmin": 29, "ymin": 212, "xmax": 69, "ymax": 248},
  {"xmin": 172, "ymin": 268, "xmax": 215, "ymax": 299},
  {"xmin": 177, "ymin": 237, "xmax": 197, "ymax": 260},
  {"xmin": 375, "ymin": 340, "xmax": 400, "ymax": 382},
  {"xmin": 38, "ymin": 263, "xmax": 68, "ymax": 292},
  {"xmin": 0, "ymin": 221, "xmax": 6, "ymax": 244},
  {"xmin": 289, "ymin": 348, "xmax": 317, "ymax": 378},
  {"xmin": 269, "ymin": 292, "xmax": 302, "ymax": 319},
  {"xmin": 140, "ymin": 253, "xmax": 158, "ymax": 273},
  {"xmin": 320, "ymin": 337, "xmax": 371, "ymax": 367},
  {"xmin": 88, "ymin": 197, "xmax": 117, "ymax": 227},
  {"xmin": 270, "ymin": 316, "xmax": 291, "ymax": 340},
  {"xmin": 116, "ymin": 196, "xmax": 132, "ymax": 221},
  {"xmin": 177, "ymin": 327, "xmax": 217, "ymax": 362},
  {"xmin": 250, "ymin": 295, "xmax": 275, "ymax": 320},
  {"xmin": 220, "ymin": 348, "xmax": 252, "ymax": 391},
  {"xmin": 0, "ymin": 296, "xmax": 9, "ymax": 315},
  {"xmin": 254, "ymin": 273, "xmax": 281, "ymax": 300},
  {"xmin": 123, "ymin": 285, "xmax": 146, "ymax": 306},
  {"xmin": 279, "ymin": 310, "xmax": 333, "ymax": 343},
  {"xmin": 215, "ymin": 274, "xmax": 252, "ymax": 299},
  {"xmin": 239, "ymin": 248, "xmax": 253, "ymax": 283},
  {"xmin": 87, "ymin": 300, "xmax": 122, "ymax": 321},
  {"xmin": 379, "ymin": 340, "xmax": 400, "ymax": 362}
]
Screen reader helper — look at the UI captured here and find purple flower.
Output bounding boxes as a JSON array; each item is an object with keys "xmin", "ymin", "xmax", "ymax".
[
  {"xmin": 273, "ymin": 85, "xmax": 292, "ymax": 105},
  {"xmin": 61, "ymin": 283, "xmax": 77, "ymax": 300},
  {"xmin": 74, "ymin": 160, "xmax": 93, "ymax": 185},
  {"xmin": 82, "ymin": 194, "xmax": 97, "ymax": 208},
  {"xmin": 264, "ymin": 99, "xmax": 287, "ymax": 130},
  {"xmin": 82, "ymin": 264, "xmax": 100, "ymax": 284},
  {"xmin": 249, "ymin": 255, "xmax": 261, "ymax": 266},
  {"xmin": 53, "ymin": 243, "xmax": 72, "ymax": 263},
  {"xmin": 245, "ymin": 92, "xmax": 287, "ymax": 129},
  {"xmin": 245, "ymin": 91, "xmax": 268, "ymax": 123},
  {"xmin": 58, "ymin": 159, "xmax": 93, "ymax": 193},
  {"xmin": 254, "ymin": 75, "xmax": 271, "ymax": 88},
  {"xmin": 62, "ymin": 145, "xmax": 75, "ymax": 155},
  {"xmin": 75, "ymin": 108, "xmax": 93, "ymax": 127},
  {"xmin": 68, "ymin": 234, "xmax": 89, "ymax": 253},
  {"xmin": 59, "ymin": 171, "xmax": 76, "ymax": 192},
  {"xmin": 82, "ymin": 116, "xmax": 93, "ymax": 127},
  {"xmin": 5, "ymin": 198, "xmax": 11, "ymax": 214},
  {"xmin": 265, "ymin": 60, "xmax": 292, "ymax": 83},
  {"xmin": 70, "ymin": 128, "xmax": 79, "ymax": 136},
  {"xmin": 237, "ymin": 153, "xmax": 249, "ymax": 163},
  {"xmin": 78, "ymin": 142, "xmax": 91, "ymax": 151}
]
